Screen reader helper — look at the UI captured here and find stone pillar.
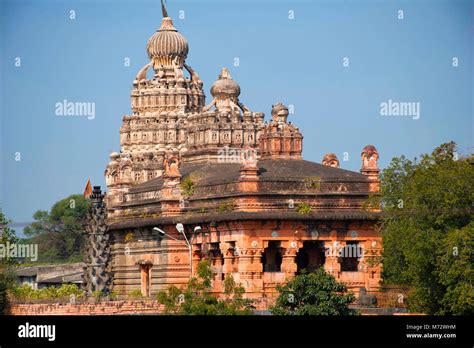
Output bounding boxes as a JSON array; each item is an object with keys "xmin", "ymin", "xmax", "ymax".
[
  {"xmin": 191, "ymin": 244, "xmax": 201, "ymax": 278},
  {"xmin": 235, "ymin": 248, "xmax": 255, "ymax": 293},
  {"xmin": 237, "ymin": 249, "xmax": 253, "ymax": 280},
  {"xmin": 221, "ymin": 243, "xmax": 234, "ymax": 275},
  {"xmin": 280, "ymin": 248, "xmax": 297, "ymax": 277},
  {"xmin": 214, "ymin": 253, "xmax": 224, "ymax": 292},
  {"xmin": 252, "ymin": 249, "xmax": 264, "ymax": 279},
  {"xmin": 323, "ymin": 240, "xmax": 341, "ymax": 278}
]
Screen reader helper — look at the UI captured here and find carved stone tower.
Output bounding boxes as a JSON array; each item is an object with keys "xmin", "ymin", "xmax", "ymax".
[
  {"xmin": 83, "ymin": 186, "xmax": 112, "ymax": 296},
  {"xmin": 259, "ymin": 103, "xmax": 303, "ymax": 160}
]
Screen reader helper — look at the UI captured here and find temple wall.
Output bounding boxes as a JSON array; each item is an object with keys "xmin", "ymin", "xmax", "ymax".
[
  {"xmin": 109, "ymin": 219, "xmax": 382, "ymax": 300},
  {"xmin": 7, "ymin": 301, "xmax": 164, "ymax": 316}
]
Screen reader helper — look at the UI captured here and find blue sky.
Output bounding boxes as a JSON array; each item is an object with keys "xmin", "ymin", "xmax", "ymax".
[{"xmin": 1, "ymin": 0, "xmax": 473, "ymax": 235}]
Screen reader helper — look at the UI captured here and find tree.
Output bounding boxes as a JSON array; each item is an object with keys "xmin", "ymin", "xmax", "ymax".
[
  {"xmin": 270, "ymin": 268, "xmax": 356, "ymax": 315},
  {"xmin": 157, "ymin": 260, "xmax": 254, "ymax": 315},
  {"xmin": 23, "ymin": 195, "xmax": 89, "ymax": 263},
  {"xmin": 372, "ymin": 142, "xmax": 474, "ymax": 314},
  {"xmin": 0, "ymin": 208, "xmax": 19, "ymax": 313}
]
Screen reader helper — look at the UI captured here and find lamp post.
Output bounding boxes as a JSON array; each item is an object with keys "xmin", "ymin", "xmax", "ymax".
[{"xmin": 153, "ymin": 224, "xmax": 201, "ymax": 278}]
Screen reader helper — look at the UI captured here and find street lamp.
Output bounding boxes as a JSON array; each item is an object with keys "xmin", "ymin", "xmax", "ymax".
[{"xmin": 153, "ymin": 224, "xmax": 198, "ymax": 278}]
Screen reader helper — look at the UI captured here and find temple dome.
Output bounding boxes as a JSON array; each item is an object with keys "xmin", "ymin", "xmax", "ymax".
[
  {"xmin": 147, "ymin": 17, "xmax": 189, "ymax": 67},
  {"xmin": 210, "ymin": 68, "xmax": 241, "ymax": 98},
  {"xmin": 361, "ymin": 145, "xmax": 378, "ymax": 156}
]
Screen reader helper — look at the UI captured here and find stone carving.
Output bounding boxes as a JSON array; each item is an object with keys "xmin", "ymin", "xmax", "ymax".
[
  {"xmin": 259, "ymin": 103, "xmax": 303, "ymax": 160},
  {"xmin": 163, "ymin": 152, "xmax": 181, "ymax": 177},
  {"xmin": 83, "ymin": 186, "xmax": 112, "ymax": 297},
  {"xmin": 361, "ymin": 145, "xmax": 379, "ymax": 170},
  {"xmin": 322, "ymin": 153, "xmax": 340, "ymax": 168}
]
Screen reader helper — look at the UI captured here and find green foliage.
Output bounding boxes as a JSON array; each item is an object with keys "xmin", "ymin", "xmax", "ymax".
[
  {"xmin": 270, "ymin": 268, "xmax": 357, "ymax": 315},
  {"xmin": 296, "ymin": 203, "xmax": 312, "ymax": 215},
  {"xmin": 374, "ymin": 142, "xmax": 474, "ymax": 315},
  {"xmin": 23, "ymin": 195, "xmax": 89, "ymax": 263},
  {"xmin": 180, "ymin": 176, "xmax": 195, "ymax": 197},
  {"xmin": 0, "ymin": 208, "xmax": 19, "ymax": 267},
  {"xmin": 9, "ymin": 283, "xmax": 85, "ymax": 303},
  {"xmin": 303, "ymin": 176, "xmax": 321, "ymax": 190},
  {"xmin": 156, "ymin": 260, "xmax": 254, "ymax": 315},
  {"xmin": 217, "ymin": 200, "xmax": 236, "ymax": 213},
  {"xmin": 106, "ymin": 290, "xmax": 118, "ymax": 301},
  {"xmin": 128, "ymin": 289, "xmax": 144, "ymax": 299},
  {"xmin": 436, "ymin": 222, "xmax": 474, "ymax": 315},
  {"xmin": 0, "ymin": 208, "xmax": 19, "ymax": 313},
  {"xmin": 92, "ymin": 289, "xmax": 105, "ymax": 302}
]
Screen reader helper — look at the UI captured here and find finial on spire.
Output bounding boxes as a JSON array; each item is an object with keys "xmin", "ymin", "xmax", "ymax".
[
  {"xmin": 161, "ymin": 0, "xmax": 168, "ymax": 18},
  {"xmin": 219, "ymin": 67, "xmax": 232, "ymax": 79}
]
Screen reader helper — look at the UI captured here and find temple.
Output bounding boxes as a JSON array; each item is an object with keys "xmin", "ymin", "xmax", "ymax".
[{"xmin": 94, "ymin": 3, "xmax": 382, "ymax": 305}]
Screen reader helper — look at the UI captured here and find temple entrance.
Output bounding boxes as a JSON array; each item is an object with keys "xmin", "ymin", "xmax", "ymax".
[
  {"xmin": 140, "ymin": 264, "xmax": 151, "ymax": 297},
  {"xmin": 296, "ymin": 241, "xmax": 325, "ymax": 273},
  {"xmin": 262, "ymin": 241, "xmax": 282, "ymax": 272}
]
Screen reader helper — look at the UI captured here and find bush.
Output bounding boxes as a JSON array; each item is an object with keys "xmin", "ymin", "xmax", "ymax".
[
  {"xmin": 296, "ymin": 203, "xmax": 312, "ymax": 214},
  {"xmin": 180, "ymin": 176, "xmax": 195, "ymax": 197},
  {"xmin": 157, "ymin": 260, "xmax": 254, "ymax": 315},
  {"xmin": 128, "ymin": 289, "xmax": 144, "ymax": 300},
  {"xmin": 9, "ymin": 283, "xmax": 85, "ymax": 303},
  {"xmin": 271, "ymin": 268, "xmax": 357, "ymax": 315}
]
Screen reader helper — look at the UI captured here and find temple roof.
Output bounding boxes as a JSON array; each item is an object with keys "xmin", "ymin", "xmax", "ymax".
[
  {"xmin": 109, "ymin": 210, "xmax": 381, "ymax": 230},
  {"xmin": 130, "ymin": 159, "xmax": 369, "ymax": 194}
]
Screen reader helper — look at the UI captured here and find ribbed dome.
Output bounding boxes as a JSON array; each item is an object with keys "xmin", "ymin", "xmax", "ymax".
[
  {"xmin": 147, "ymin": 17, "xmax": 189, "ymax": 65},
  {"xmin": 210, "ymin": 68, "xmax": 241, "ymax": 98}
]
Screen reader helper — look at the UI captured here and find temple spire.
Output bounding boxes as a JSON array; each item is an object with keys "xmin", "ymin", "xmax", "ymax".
[{"xmin": 161, "ymin": 0, "xmax": 168, "ymax": 18}]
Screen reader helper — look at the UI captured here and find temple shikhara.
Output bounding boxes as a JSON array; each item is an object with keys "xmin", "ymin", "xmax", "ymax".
[{"xmin": 85, "ymin": 3, "xmax": 382, "ymax": 306}]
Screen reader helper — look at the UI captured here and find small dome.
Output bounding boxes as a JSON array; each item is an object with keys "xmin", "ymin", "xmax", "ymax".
[
  {"xmin": 271, "ymin": 103, "xmax": 289, "ymax": 117},
  {"xmin": 271, "ymin": 103, "xmax": 289, "ymax": 123},
  {"xmin": 361, "ymin": 145, "xmax": 378, "ymax": 156},
  {"xmin": 210, "ymin": 68, "xmax": 240, "ymax": 98},
  {"xmin": 147, "ymin": 17, "xmax": 189, "ymax": 65},
  {"xmin": 323, "ymin": 153, "xmax": 338, "ymax": 161},
  {"xmin": 322, "ymin": 153, "xmax": 340, "ymax": 168}
]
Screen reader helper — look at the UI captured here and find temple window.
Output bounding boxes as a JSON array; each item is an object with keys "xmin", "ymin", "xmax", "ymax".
[
  {"xmin": 296, "ymin": 241, "xmax": 325, "ymax": 273},
  {"xmin": 262, "ymin": 241, "xmax": 282, "ymax": 272},
  {"xmin": 340, "ymin": 241, "xmax": 360, "ymax": 272}
]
